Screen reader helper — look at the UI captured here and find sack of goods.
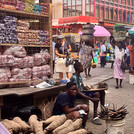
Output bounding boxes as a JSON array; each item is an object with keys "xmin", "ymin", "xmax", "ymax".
[
  {"xmin": 113, "ymin": 24, "xmax": 126, "ymax": 42},
  {"xmin": 80, "ymin": 23, "xmax": 95, "ymax": 41}
]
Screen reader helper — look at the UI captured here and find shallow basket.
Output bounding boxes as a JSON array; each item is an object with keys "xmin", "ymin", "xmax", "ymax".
[{"xmin": 80, "ymin": 34, "xmax": 94, "ymax": 41}]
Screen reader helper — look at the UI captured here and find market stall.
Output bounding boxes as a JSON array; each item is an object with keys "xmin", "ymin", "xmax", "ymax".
[{"xmin": 0, "ymin": 0, "xmax": 70, "ymax": 123}]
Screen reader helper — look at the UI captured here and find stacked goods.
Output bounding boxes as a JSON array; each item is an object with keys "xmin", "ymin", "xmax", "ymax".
[
  {"xmin": 0, "ymin": 68, "xmax": 11, "ymax": 83},
  {"xmin": 0, "ymin": 46, "xmax": 51, "ymax": 88},
  {"xmin": 39, "ymin": 30, "xmax": 50, "ymax": 45},
  {"xmin": 0, "ymin": 0, "xmax": 49, "ymax": 15},
  {"xmin": 0, "ymin": 55, "xmax": 15, "ymax": 67},
  {"xmin": 16, "ymin": 0, "xmax": 25, "ymax": 11},
  {"xmin": 0, "ymin": 16, "xmax": 18, "ymax": 44},
  {"xmin": 3, "ymin": 46, "xmax": 27, "ymax": 58},
  {"xmin": 81, "ymin": 23, "xmax": 95, "ymax": 41},
  {"xmin": 113, "ymin": 24, "xmax": 126, "ymax": 42},
  {"xmin": 17, "ymin": 20, "xmax": 50, "ymax": 45},
  {"xmin": 25, "ymin": 0, "xmax": 34, "ymax": 13},
  {"xmin": 41, "ymin": 3, "xmax": 49, "ymax": 15},
  {"xmin": 33, "ymin": 4, "xmax": 42, "ymax": 14},
  {"xmin": 2, "ymin": 0, "xmax": 16, "ymax": 10},
  {"xmin": 1, "ymin": 115, "xmax": 90, "ymax": 134}
]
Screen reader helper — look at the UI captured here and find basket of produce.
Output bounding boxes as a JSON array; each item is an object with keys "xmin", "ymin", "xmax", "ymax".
[
  {"xmin": 82, "ymin": 23, "xmax": 95, "ymax": 29},
  {"xmin": 82, "ymin": 28, "xmax": 94, "ymax": 34},
  {"xmin": 113, "ymin": 24, "xmax": 126, "ymax": 42},
  {"xmin": 80, "ymin": 34, "xmax": 94, "ymax": 41}
]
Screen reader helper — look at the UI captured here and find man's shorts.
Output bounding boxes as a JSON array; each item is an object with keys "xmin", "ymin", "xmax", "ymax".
[{"xmin": 77, "ymin": 91, "xmax": 96, "ymax": 99}]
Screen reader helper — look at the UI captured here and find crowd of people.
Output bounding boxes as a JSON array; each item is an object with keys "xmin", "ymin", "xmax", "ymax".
[{"xmin": 52, "ymin": 35, "xmax": 134, "ymax": 129}]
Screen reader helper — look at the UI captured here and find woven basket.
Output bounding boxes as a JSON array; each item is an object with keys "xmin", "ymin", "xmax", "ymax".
[
  {"xmin": 82, "ymin": 28, "xmax": 94, "ymax": 34},
  {"xmin": 80, "ymin": 34, "xmax": 94, "ymax": 41}
]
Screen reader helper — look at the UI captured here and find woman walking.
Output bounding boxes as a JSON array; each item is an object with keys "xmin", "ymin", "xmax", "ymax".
[
  {"xmin": 82, "ymin": 40, "xmax": 94, "ymax": 78},
  {"xmin": 114, "ymin": 42, "xmax": 126, "ymax": 88}
]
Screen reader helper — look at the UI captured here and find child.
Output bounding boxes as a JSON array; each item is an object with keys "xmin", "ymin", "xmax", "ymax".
[{"xmin": 70, "ymin": 62, "xmax": 105, "ymax": 125}]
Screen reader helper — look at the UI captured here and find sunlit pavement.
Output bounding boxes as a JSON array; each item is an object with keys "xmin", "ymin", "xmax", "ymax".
[{"xmin": 54, "ymin": 63, "xmax": 134, "ymax": 134}]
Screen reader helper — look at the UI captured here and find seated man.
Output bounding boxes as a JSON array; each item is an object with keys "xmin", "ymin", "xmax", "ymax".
[
  {"xmin": 52, "ymin": 82, "xmax": 89, "ymax": 128},
  {"xmin": 70, "ymin": 62, "xmax": 105, "ymax": 125}
]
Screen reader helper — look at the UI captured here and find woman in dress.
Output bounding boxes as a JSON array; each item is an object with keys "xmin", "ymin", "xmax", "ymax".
[
  {"xmin": 129, "ymin": 38, "xmax": 134, "ymax": 71},
  {"xmin": 82, "ymin": 40, "xmax": 94, "ymax": 78},
  {"xmin": 55, "ymin": 35, "xmax": 72, "ymax": 80},
  {"xmin": 114, "ymin": 42, "xmax": 126, "ymax": 88}
]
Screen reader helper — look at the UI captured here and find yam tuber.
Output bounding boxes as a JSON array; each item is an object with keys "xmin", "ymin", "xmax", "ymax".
[
  {"xmin": 44, "ymin": 115, "xmax": 60, "ymax": 125},
  {"xmin": 28, "ymin": 115, "xmax": 44, "ymax": 134},
  {"xmin": 3, "ymin": 119, "xmax": 21, "ymax": 133},
  {"xmin": 45, "ymin": 115, "xmax": 67, "ymax": 132},
  {"xmin": 1, "ymin": 120, "xmax": 13, "ymax": 134},
  {"xmin": 67, "ymin": 129, "xmax": 88, "ymax": 134},
  {"xmin": 53, "ymin": 119, "xmax": 73, "ymax": 134},
  {"xmin": 13, "ymin": 117, "xmax": 31, "ymax": 132},
  {"xmin": 58, "ymin": 118, "xmax": 82, "ymax": 134},
  {"xmin": 29, "ymin": 115, "xmax": 38, "ymax": 131}
]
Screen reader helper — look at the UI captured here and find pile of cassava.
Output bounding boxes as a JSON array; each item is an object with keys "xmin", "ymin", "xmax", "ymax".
[{"xmin": 1, "ymin": 115, "xmax": 90, "ymax": 134}]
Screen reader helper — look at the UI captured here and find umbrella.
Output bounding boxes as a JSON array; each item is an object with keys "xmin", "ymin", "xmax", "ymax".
[
  {"xmin": 78, "ymin": 25, "xmax": 111, "ymax": 37},
  {"xmin": 93, "ymin": 25, "xmax": 111, "ymax": 37}
]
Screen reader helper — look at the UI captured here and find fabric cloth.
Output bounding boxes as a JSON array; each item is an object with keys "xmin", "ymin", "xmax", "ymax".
[
  {"xmin": 52, "ymin": 42, "xmax": 56, "ymax": 60},
  {"xmin": 82, "ymin": 45, "xmax": 94, "ymax": 69},
  {"xmin": 55, "ymin": 41, "xmax": 70, "ymax": 55},
  {"xmin": 129, "ymin": 45, "xmax": 134, "ymax": 67},
  {"xmin": 114, "ymin": 47, "xmax": 126, "ymax": 79},
  {"xmin": 52, "ymin": 92, "xmax": 75, "ymax": 115}
]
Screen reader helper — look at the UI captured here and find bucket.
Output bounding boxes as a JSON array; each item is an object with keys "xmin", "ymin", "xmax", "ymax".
[
  {"xmin": 129, "ymin": 74, "xmax": 134, "ymax": 85},
  {"xmin": 106, "ymin": 119, "xmax": 125, "ymax": 134}
]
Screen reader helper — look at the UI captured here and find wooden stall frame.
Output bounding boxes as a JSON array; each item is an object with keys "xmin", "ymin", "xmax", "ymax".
[{"xmin": 0, "ymin": 0, "xmax": 53, "ymax": 86}]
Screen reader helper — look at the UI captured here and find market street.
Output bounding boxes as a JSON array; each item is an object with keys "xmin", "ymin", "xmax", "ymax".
[{"xmin": 54, "ymin": 63, "xmax": 134, "ymax": 134}]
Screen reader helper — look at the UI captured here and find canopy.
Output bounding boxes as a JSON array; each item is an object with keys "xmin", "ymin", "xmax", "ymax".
[
  {"xmin": 94, "ymin": 25, "xmax": 111, "ymax": 37},
  {"xmin": 52, "ymin": 25, "xmax": 70, "ymax": 29},
  {"xmin": 57, "ymin": 16, "xmax": 98, "ymax": 25}
]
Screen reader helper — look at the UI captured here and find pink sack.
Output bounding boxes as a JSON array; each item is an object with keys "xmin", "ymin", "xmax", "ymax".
[
  {"xmin": 11, "ymin": 68, "xmax": 32, "ymax": 79},
  {"xmin": 0, "ymin": 67, "xmax": 11, "ymax": 82},
  {"xmin": 3, "ymin": 46, "xmax": 27, "ymax": 58},
  {"xmin": 22, "ymin": 56, "xmax": 34, "ymax": 68},
  {"xmin": 0, "ymin": 55, "xmax": 15, "ymax": 67},
  {"xmin": 9, "ymin": 78, "xmax": 31, "ymax": 88}
]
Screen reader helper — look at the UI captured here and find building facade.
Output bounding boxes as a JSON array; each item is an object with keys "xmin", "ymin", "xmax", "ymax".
[{"xmin": 63, "ymin": 0, "xmax": 134, "ymax": 25}]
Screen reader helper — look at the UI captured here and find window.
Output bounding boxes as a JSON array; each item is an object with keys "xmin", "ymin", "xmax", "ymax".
[
  {"xmin": 96, "ymin": 5, "xmax": 99, "ymax": 17},
  {"xmin": 101, "ymin": 6, "xmax": 104, "ymax": 18},
  {"xmin": 76, "ymin": 6, "xmax": 82, "ymax": 16},
  {"xmin": 123, "ymin": 10, "xmax": 126, "ymax": 22},
  {"xmin": 105, "ymin": 7, "xmax": 109, "ymax": 19},
  {"xmin": 110, "ymin": 8, "xmax": 113, "ymax": 20},
  {"xmin": 119, "ymin": 10, "xmax": 122, "ymax": 22},
  {"xmin": 72, "ymin": 6, "xmax": 75, "ymax": 16},
  {"xmin": 114, "ymin": 9, "xmax": 118, "ymax": 21},
  {"xmin": 86, "ymin": 4, "xmax": 90, "ymax": 16}
]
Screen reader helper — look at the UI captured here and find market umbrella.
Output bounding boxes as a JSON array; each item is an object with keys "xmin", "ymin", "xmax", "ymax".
[{"xmin": 93, "ymin": 25, "xmax": 111, "ymax": 37}]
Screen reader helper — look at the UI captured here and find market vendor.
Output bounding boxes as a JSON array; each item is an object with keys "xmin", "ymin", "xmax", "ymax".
[
  {"xmin": 52, "ymin": 82, "xmax": 89, "ymax": 128},
  {"xmin": 55, "ymin": 35, "xmax": 72, "ymax": 80},
  {"xmin": 70, "ymin": 61, "xmax": 105, "ymax": 125}
]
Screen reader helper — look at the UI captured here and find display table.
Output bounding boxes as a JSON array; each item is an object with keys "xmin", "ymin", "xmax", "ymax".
[{"xmin": 0, "ymin": 84, "xmax": 66, "ymax": 120}]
